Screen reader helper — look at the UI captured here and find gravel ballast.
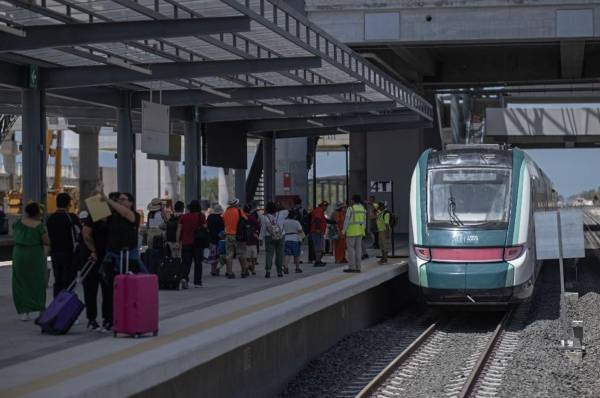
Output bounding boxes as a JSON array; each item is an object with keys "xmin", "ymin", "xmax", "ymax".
[{"xmin": 281, "ymin": 255, "xmax": 600, "ymax": 397}]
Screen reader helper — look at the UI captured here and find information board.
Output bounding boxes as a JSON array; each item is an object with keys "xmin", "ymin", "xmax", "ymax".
[{"xmin": 534, "ymin": 209, "xmax": 585, "ymax": 260}]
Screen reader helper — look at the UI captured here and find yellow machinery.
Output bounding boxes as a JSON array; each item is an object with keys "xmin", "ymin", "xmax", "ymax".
[
  {"xmin": 2, "ymin": 128, "xmax": 79, "ymax": 214},
  {"xmin": 46, "ymin": 130, "xmax": 78, "ymax": 214}
]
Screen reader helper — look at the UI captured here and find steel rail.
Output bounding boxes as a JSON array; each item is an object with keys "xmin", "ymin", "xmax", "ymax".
[
  {"xmin": 354, "ymin": 320, "xmax": 440, "ymax": 398},
  {"xmin": 458, "ymin": 308, "xmax": 514, "ymax": 398}
]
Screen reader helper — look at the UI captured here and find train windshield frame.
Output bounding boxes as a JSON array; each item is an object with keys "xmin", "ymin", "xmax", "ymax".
[{"xmin": 427, "ymin": 167, "xmax": 512, "ymax": 228}]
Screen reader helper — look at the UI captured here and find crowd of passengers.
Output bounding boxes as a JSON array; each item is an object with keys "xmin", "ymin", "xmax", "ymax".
[{"xmin": 11, "ymin": 191, "xmax": 393, "ymax": 332}]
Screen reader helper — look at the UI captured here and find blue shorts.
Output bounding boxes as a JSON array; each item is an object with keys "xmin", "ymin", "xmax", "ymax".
[
  {"xmin": 285, "ymin": 241, "xmax": 301, "ymax": 257},
  {"xmin": 310, "ymin": 233, "xmax": 323, "ymax": 251}
]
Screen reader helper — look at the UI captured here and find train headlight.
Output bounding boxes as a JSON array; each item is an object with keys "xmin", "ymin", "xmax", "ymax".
[
  {"xmin": 413, "ymin": 246, "xmax": 431, "ymax": 261},
  {"xmin": 503, "ymin": 245, "xmax": 524, "ymax": 261}
]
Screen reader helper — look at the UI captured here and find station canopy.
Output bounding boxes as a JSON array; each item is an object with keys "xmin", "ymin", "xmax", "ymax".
[{"xmin": 0, "ymin": 0, "xmax": 432, "ymax": 137}]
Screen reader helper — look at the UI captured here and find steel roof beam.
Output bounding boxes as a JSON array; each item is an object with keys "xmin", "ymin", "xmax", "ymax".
[
  {"xmin": 40, "ymin": 56, "xmax": 322, "ymax": 89},
  {"xmin": 265, "ymin": 120, "xmax": 433, "ymax": 139},
  {"xmin": 132, "ymin": 82, "xmax": 366, "ymax": 106},
  {"xmin": 194, "ymin": 101, "xmax": 397, "ymax": 122},
  {"xmin": 0, "ymin": 17, "xmax": 251, "ymax": 52},
  {"xmin": 246, "ymin": 110, "xmax": 415, "ymax": 132}
]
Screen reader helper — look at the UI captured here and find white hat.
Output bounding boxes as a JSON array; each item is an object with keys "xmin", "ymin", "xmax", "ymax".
[
  {"xmin": 227, "ymin": 198, "xmax": 240, "ymax": 206},
  {"xmin": 78, "ymin": 210, "xmax": 89, "ymax": 219}
]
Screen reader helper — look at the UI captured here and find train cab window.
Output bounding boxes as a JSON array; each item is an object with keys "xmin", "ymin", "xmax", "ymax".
[{"xmin": 428, "ymin": 168, "xmax": 511, "ymax": 228}]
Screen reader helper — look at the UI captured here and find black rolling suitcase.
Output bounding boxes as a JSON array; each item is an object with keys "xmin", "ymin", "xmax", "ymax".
[{"xmin": 158, "ymin": 256, "xmax": 184, "ymax": 290}]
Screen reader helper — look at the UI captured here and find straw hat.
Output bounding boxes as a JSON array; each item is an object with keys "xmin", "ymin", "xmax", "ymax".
[{"xmin": 148, "ymin": 198, "xmax": 162, "ymax": 211}]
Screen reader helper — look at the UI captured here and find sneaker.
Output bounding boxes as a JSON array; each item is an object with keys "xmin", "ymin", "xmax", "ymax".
[
  {"xmin": 181, "ymin": 279, "xmax": 189, "ymax": 289},
  {"xmin": 283, "ymin": 267, "xmax": 289, "ymax": 274},
  {"xmin": 362, "ymin": 254, "xmax": 369, "ymax": 259},
  {"xmin": 87, "ymin": 320, "xmax": 100, "ymax": 331},
  {"xmin": 343, "ymin": 268, "xmax": 353, "ymax": 273},
  {"xmin": 101, "ymin": 321, "xmax": 112, "ymax": 332},
  {"xmin": 313, "ymin": 261, "xmax": 326, "ymax": 267},
  {"xmin": 277, "ymin": 272, "xmax": 284, "ymax": 277},
  {"xmin": 226, "ymin": 273, "xmax": 236, "ymax": 279},
  {"xmin": 20, "ymin": 313, "xmax": 30, "ymax": 322},
  {"xmin": 295, "ymin": 268, "xmax": 303, "ymax": 273},
  {"xmin": 353, "ymin": 269, "xmax": 362, "ymax": 273},
  {"xmin": 191, "ymin": 283, "xmax": 203, "ymax": 288},
  {"xmin": 265, "ymin": 271, "xmax": 271, "ymax": 278},
  {"xmin": 241, "ymin": 272, "xmax": 249, "ymax": 279}
]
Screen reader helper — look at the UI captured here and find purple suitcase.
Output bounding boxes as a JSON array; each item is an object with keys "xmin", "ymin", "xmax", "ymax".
[{"xmin": 35, "ymin": 258, "xmax": 94, "ymax": 335}]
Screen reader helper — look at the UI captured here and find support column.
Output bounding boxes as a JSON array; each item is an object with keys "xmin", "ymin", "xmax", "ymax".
[
  {"xmin": 349, "ymin": 132, "xmax": 367, "ymax": 201},
  {"xmin": 235, "ymin": 169, "xmax": 246, "ymax": 204},
  {"xmin": 262, "ymin": 134, "xmax": 274, "ymax": 204},
  {"xmin": 117, "ymin": 102, "xmax": 135, "ymax": 194},
  {"xmin": 184, "ymin": 121, "xmax": 201, "ymax": 205},
  {"xmin": 22, "ymin": 89, "xmax": 46, "ymax": 205},
  {"xmin": 77, "ymin": 126, "xmax": 99, "ymax": 209}
]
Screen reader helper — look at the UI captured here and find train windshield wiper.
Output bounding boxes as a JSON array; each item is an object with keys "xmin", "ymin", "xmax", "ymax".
[{"xmin": 448, "ymin": 194, "xmax": 464, "ymax": 226}]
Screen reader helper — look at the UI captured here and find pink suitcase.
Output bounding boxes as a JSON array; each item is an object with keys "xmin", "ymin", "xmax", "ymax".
[{"xmin": 113, "ymin": 251, "xmax": 159, "ymax": 338}]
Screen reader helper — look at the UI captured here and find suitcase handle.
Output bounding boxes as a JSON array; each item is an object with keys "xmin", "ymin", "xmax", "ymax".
[
  {"xmin": 67, "ymin": 257, "xmax": 96, "ymax": 292},
  {"xmin": 119, "ymin": 250, "xmax": 130, "ymax": 274}
]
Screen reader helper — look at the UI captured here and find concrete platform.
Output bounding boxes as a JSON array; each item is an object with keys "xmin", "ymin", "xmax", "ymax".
[{"xmin": 0, "ymin": 247, "xmax": 408, "ymax": 398}]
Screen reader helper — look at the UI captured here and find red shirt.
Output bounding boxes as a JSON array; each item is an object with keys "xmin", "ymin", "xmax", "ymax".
[
  {"xmin": 178, "ymin": 212, "xmax": 206, "ymax": 246},
  {"xmin": 310, "ymin": 207, "xmax": 327, "ymax": 234}
]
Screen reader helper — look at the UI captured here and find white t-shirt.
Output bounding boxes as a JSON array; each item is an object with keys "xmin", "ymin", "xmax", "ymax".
[{"xmin": 283, "ymin": 219, "xmax": 303, "ymax": 242}]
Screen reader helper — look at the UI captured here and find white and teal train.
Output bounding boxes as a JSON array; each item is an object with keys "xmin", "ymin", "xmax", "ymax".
[{"xmin": 408, "ymin": 145, "xmax": 557, "ymax": 305}]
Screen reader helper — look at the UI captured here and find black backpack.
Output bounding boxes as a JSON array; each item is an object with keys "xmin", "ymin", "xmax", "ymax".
[
  {"xmin": 236, "ymin": 209, "xmax": 250, "ymax": 242},
  {"xmin": 165, "ymin": 215, "xmax": 179, "ymax": 243}
]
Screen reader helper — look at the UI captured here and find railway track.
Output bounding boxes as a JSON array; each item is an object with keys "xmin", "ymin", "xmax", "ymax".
[
  {"xmin": 355, "ymin": 309, "xmax": 515, "ymax": 398},
  {"xmin": 583, "ymin": 209, "xmax": 600, "ymax": 250}
]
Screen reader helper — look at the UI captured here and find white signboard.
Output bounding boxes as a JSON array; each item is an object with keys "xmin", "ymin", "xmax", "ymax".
[
  {"xmin": 559, "ymin": 209, "xmax": 585, "ymax": 259},
  {"xmin": 534, "ymin": 209, "xmax": 585, "ymax": 260},
  {"xmin": 369, "ymin": 180, "xmax": 393, "ymax": 193},
  {"xmin": 141, "ymin": 100, "xmax": 170, "ymax": 135}
]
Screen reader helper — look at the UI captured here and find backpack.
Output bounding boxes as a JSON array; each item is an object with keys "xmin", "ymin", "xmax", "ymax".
[
  {"xmin": 235, "ymin": 209, "xmax": 250, "ymax": 242},
  {"xmin": 266, "ymin": 214, "xmax": 283, "ymax": 241},
  {"xmin": 65, "ymin": 213, "xmax": 81, "ymax": 254},
  {"xmin": 192, "ymin": 213, "xmax": 210, "ymax": 248},
  {"xmin": 165, "ymin": 215, "xmax": 179, "ymax": 243},
  {"xmin": 385, "ymin": 211, "xmax": 398, "ymax": 229}
]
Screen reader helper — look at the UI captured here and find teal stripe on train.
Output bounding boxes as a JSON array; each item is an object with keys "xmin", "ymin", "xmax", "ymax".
[{"xmin": 508, "ymin": 149, "xmax": 525, "ymax": 245}]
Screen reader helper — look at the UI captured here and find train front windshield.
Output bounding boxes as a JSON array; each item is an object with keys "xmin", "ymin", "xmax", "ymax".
[{"xmin": 428, "ymin": 168, "xmax": 511, "ymax": 227}]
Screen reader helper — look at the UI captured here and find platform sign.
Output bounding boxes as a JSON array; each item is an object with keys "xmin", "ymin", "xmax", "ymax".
[
  {"xmin": 369, "ymin": 180, "xmax": 392, "ymax": 193},
  {"xmin": 141, "ymin": 100, "xmax": 172, "ymax": 156},
  {"xmin": 534, "ymin": 209, "xmax": 585, "ymax": 260}
]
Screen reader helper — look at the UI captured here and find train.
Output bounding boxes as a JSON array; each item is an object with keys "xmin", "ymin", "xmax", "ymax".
[{"xmin": 408, "ymin": 144, "xmax": 557, "ymax": 305}]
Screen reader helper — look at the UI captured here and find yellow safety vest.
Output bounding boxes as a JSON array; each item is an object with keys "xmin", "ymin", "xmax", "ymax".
[{"xmin": 346, "ymin": 204, "xmax": 367, "ymax": 237}]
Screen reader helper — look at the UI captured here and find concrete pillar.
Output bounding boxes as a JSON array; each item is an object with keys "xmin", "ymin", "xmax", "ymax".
[
  {"xmin": 349, "ymin": 132, "xmax": 367, "ymax": 201},
  {"xmin": 21, "ymin": 89, "xmax": 46, "ymax": 205},
  {"xmin": 117, "ymin": 104, "xmax": 135, "ymax": 194},
  {"xmin": 275, "ymin": 137, "xmax": 308, "ymax": 205},
  {"xmin": 262, "ymin": 135, "xmax": 274, "ymax": 203},
  {"xmin": 235, "ymin": 169, "xmax": 246, "ymax": 205},
  {"xmin": 184, "ymin": 121, "xmax": 200, "ymax": 205},
  {"xmin": 77, "ymin": 126, "xmax": 99, "ymax": 209}
]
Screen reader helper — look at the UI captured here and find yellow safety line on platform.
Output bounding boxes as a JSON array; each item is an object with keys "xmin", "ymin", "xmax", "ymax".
[{"xmin": 1, "ymin": 263, "xmax": 390, "ymax": 397}]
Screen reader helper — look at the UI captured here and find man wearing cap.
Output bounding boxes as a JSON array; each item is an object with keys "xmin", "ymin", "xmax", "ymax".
[
  {"xmin": 223, "ymin": 198, "xmax": 248, "ymax": 278},
  {"xmin": 309, "ymin": 201, "xmax": 329, "ymax": 267},
  {"xmin": 343, "ymin": 194, "xmax": 367, "ymax": 272}
]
